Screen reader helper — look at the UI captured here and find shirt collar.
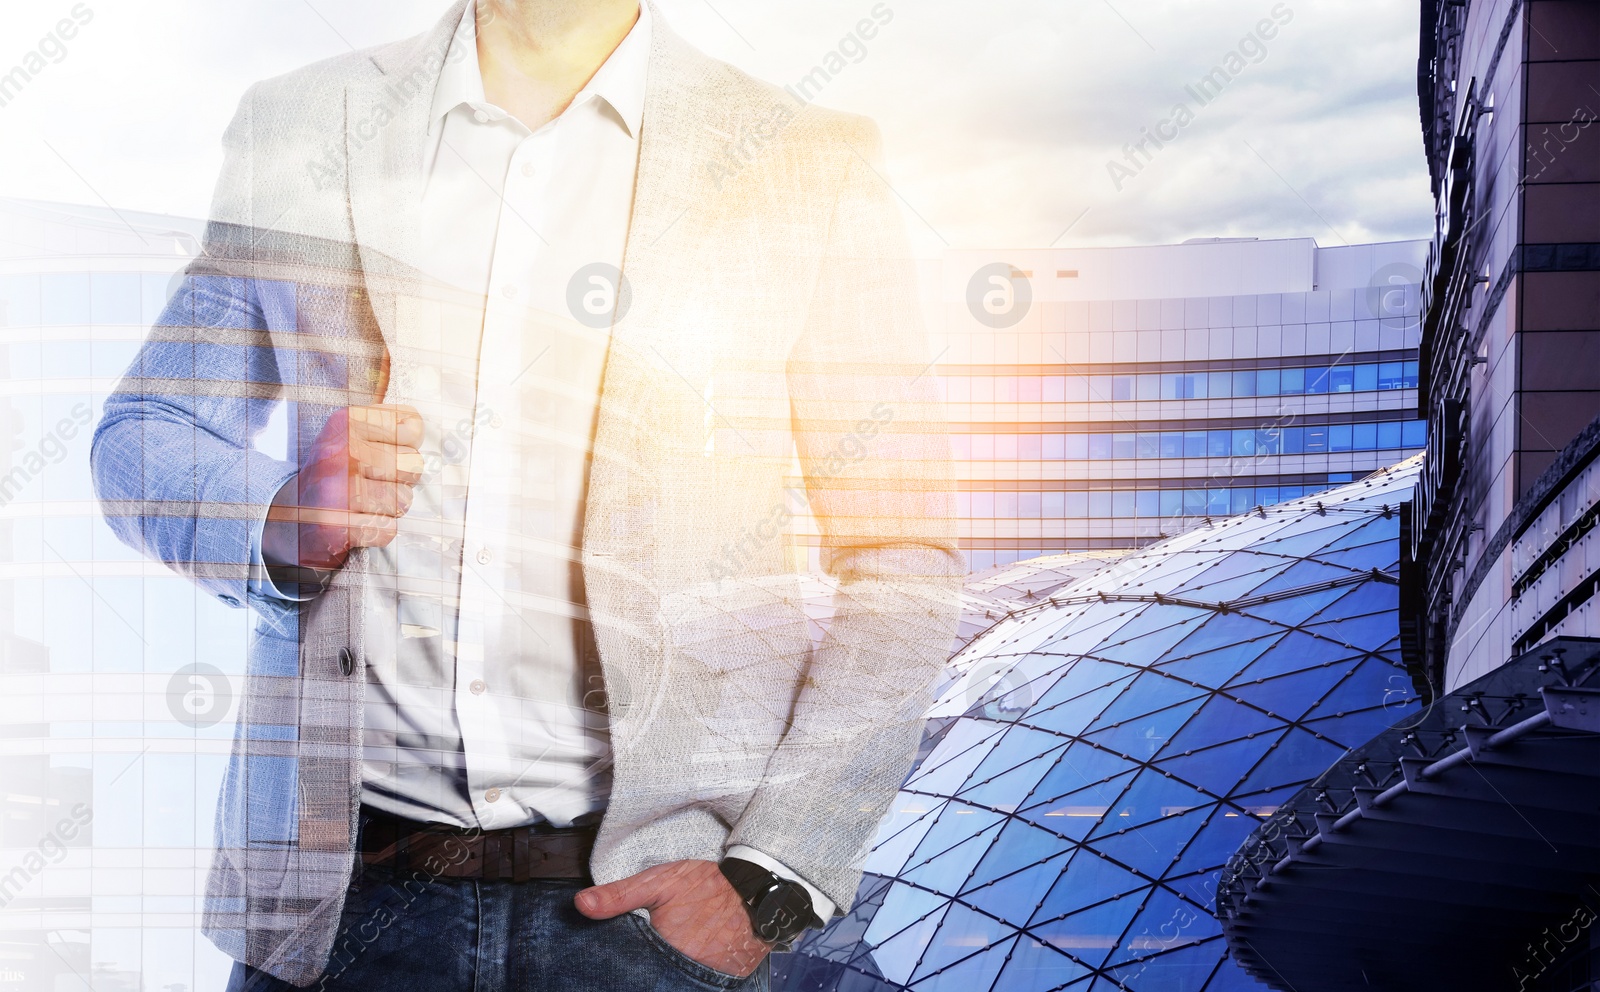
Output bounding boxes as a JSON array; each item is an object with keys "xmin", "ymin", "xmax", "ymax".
[{"xmin": 429, "ymin": 2, "xmax": 650, "ymax": 138}]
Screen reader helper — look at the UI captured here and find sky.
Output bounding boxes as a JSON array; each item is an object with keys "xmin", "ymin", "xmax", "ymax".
[{"xmin": 0, "ymin": 0, "xmax": 1435, "ymax": 255}]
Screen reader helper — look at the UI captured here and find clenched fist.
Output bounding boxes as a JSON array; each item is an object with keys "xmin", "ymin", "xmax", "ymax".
[{"xmin": 261, "ymin": 405, "xmax": 425, "ymax": 580}]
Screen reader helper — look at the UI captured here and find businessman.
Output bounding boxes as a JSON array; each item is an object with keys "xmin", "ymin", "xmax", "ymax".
[{"xmin": 92, "ymin": 1, "xmax": 959, "ymax": 989}]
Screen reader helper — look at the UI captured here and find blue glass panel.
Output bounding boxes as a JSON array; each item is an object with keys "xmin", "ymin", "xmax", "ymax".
[
  {"xmin": 1256, "ymin": 368, "xmax": 1281, "ymax": 396},
  {"xmin": 868, "ymin": 901, "xmax": 951, "ymax": 986},
  {"xmin": 1065, "ymin": 434, "xmax": 1089, "ymax": 459},
  {"xmin": 1030, "ymin": 890, "xmax": 1144, "ymax": 968},
  {"xmin": 993, "ymin": 937, "xmax": 1093, "ymax": 992},
  {"xmin": 1017, "ymin": 770, "xmax": 1140, "ymax": 837},
  {"xmin": 1084, "ymin": 697, "xmax": 1206, "ymax": 761},
  {"xmin": 1302, "ymin": 704, "xmax": 1407, "ymax": 749},
  {"xmin": 1403, "ymin": 420, "xmax": 1426, "ymax": 446},
  {"xmin": 1185, "ymin": 432, "xmax": 1207, "ymax": 458},
  {"xmin": 1022, "ymin": 744, "xmax": 1141, "ymax": 807},
  {"xmin": 1232, "ymin": 728, "xmax": 1348, "ymax": 795},
  {"xmin": 1089, "ymin": 435, "xmax": 1111, "ymax": 459},
  {"xmin": 1378, "ymin": 361, "xmax": 1403, "ymax": 389},
  {"xmin": 911, "ymin": 905, "xmax": 1011, "ymax": 982},
  {"xmin": 1160, "ymin": 433, "xmax": 1183, "ymax": 458},
  {"xmin": 961, "ymin": 727, "xmax": 1071, "ymax": 792},
  {"xmin": 1089, "ymin": 770, "xmax": 1213, "ymax": 836},
  {"xmin": 1164, "ymin": 695, "xmax": 1284, "ymax": 754},
  {"xmin": 912, "ymin": 930, "xmax": 1015, "ymax": 989},
  {"xmin": 962, "ymin": 818, "xmax": 1073, "ymax": 893},
  {"xmin": 1329, "ymin": 424, "xmax": 1353, "ymax": 452},
  {"xmin": 1280, "ymin": 367, "xmax": 1305, "ymax": 394},
  {"xmin": 1353, "ymin": 422, "xmax": 1377, "ymax": 451},
  {"xmin": 1157, "ymin": 638, "xmax": 1286, "ymax": 688},
  {"xmin": 1108, "ymin": 886, "xmax": 1221, "ymax": 970},
  {"xmin": 1226, "ymin": 666, "xmax": 1349, "ymax": 720},
  {"xmin": 1207, "ymin": 371, "xmax": 1232, "ymax": 399},
  {"xmin": 1092, "ymin": 672, "xmax": 1209, "ymax": 728},
  {"xmin": 1156, "ymin": 733, "xmax": 1278, "ymax": 799},
  {"xmin": 1089, "ymin": 804, "xmax": 1213, "ymax": 880},
  {"xmin": 963, "ymin": 850, "xmax": 1071, "ymax": 927},
  {"xmin": 1136, "ymin": 433, "xmax": 1160, "ymax": 459},
  {"xmin": 1113, "ymin": 434, "xmax": 1136, "ymax": 459},
  {"xmin": 1377, "ymin": 421, "xmax": 1402, "ymax": 449},
  {"xmin": 902, "ymin": 819, "xmax": 1006, "ymax": 896},
  {"xmin": 1354, "ymin": 363, "xmax": 1378, "ymax": 392}
]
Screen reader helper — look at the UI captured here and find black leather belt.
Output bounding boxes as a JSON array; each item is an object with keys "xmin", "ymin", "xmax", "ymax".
[{"xmin": 357, "ymin": 805, "xmax": 596, "ymax": 883}]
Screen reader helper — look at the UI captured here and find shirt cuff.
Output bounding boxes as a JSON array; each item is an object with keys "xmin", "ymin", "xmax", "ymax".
[
  {"xmin": 725, "ymin": 844, "xmax": 836, "ymax": 924},
  {"xmin": 247, "ymin": 476, "xmax": 323, "ymax": 603}
]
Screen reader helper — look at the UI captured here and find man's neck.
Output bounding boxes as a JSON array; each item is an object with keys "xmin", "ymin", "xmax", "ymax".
[{"xmin": 476, "ymin": 0, "xmax": 642, "ymax": 131}]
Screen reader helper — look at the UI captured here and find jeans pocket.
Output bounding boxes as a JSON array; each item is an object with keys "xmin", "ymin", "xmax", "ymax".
[{"xmin": 628, "ymin": 914, "xmax": 761, "ymax": 990}]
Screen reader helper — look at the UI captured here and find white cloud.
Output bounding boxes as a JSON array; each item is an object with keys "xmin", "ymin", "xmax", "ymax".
[{"xmin": 0, "ymin": 0, "xmax": 1433, "ymax": 253}]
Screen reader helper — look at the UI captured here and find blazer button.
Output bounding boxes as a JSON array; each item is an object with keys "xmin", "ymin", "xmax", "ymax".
[{"xmin": 339, "ymin": 648, "xmax": 355, "ymax": 676}]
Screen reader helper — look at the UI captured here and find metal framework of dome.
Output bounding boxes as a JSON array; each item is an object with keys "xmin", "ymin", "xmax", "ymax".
[{"xmin": 774, "ymin": 458, "xmax": 1424, "ymax": 992}]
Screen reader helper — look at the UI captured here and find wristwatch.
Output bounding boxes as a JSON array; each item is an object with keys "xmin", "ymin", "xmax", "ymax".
[{"xmin": 719, "ymin": 857, "xmax": 824, "ymax": 950}]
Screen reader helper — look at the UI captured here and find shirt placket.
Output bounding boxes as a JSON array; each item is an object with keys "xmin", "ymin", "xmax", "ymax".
[{"xmin": 458, "ymin": 110, "xmax": 559, "ymax": 828}]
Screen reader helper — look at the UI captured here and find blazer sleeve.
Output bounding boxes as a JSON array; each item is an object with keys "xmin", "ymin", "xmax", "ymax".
[
  {"xmin": 90, "ymin": 84, "xmax": 299, "ymax": 613},
  {"xmin": 726, "ymin": 119, "xmax": 964, "ymax": 914}
]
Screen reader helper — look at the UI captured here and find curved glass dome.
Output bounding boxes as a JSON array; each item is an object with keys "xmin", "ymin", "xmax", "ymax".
[{"xmin": 775, "ymin": 459, "xmax": 1423, "ymax": 992}]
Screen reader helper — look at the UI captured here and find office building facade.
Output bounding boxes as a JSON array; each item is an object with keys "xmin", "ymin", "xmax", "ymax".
[{"xmin": 931, "ymin": 237, "xmax": 1427, "ymax": 572}]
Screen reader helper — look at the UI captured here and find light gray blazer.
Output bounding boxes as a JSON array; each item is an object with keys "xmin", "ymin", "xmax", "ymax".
[{"xmin": 91, "ymin": 2, "xmax": 961, "ymax": 985}]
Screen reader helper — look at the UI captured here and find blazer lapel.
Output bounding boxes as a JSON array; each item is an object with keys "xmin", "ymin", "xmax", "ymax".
[{"xmin": 346, "ymin": 0, "xmax": 466, "ymax": 403}]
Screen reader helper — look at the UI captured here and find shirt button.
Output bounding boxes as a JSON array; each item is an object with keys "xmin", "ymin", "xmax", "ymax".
[
  {"xmin": 521, "ymin": 162, "xmax": 536, "ymax": 178},
  {"xmin": 477, "ymin": 548, "xmax": 493, "ymax": 564},
  {"xmin": 469, "ymin": 679, "xmax": 487, "ymax": 695},
  {"xmin": 473, "ymin": 109, "xmax": 490, "ymax": 124},
  {"xmin": 502, "ymin": 285, "xmax": 518, "ymax": 299},
  {"xmin": 485, "ymin": 788, "xmax": 501, "ymax": 803}
]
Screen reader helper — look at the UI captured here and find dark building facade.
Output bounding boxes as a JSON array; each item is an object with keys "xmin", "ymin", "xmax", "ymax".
[
  {"xmin": 1213, "ymin": 4, "xmax": 1600, "ymax": 990},
  {"xmin": 1406, "ymin": 0, "xmax": 1600, "ymax": 693}
]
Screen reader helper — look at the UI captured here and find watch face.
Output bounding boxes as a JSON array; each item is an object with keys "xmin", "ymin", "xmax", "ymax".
[{"xmin": 753, "ymin": 882, "xmax": 815, "ymax": 945}]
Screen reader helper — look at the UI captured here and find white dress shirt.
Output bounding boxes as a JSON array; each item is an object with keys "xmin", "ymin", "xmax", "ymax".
[{"xmin": 261, "ymin": 0, "xmax": 833, "ymax": 920}]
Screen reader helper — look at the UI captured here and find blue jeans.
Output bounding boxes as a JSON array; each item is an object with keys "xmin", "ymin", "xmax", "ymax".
[{"xmin": 224, "ymin": 865, "xmax": 770, "ymax": 992}]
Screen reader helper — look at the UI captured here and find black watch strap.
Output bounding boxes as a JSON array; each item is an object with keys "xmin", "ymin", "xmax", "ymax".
[{"xmin": 719, "ymin": 857, "xmax": 823, "ymax": 949}]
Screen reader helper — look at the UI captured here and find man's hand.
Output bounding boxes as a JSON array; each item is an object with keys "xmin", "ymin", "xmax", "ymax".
[
  {"xmin": 262, "ymin": 405, "xmax": 425, "ymax": 574},
  {"xmin": 575, "ymin": 860, "xmax": 771, "ymax": 978}
]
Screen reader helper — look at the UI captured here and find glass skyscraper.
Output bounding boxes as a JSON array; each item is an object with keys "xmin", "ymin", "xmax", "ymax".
[{"xmin": 931, "ymin": 238, "xmax": 1428, "ymax": 571}]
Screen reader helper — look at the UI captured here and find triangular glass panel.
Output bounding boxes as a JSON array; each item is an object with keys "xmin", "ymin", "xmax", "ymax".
[
  {"xmin": 962, "ymin": 849, "xmax": 1073, "ymax": 927},
  {"xmin": 1229, "ymin": 728, "xmax": 1349, "ymax": 798},
  {"xmin": 1084, "ymin": 697, "xmax": 1208, "ymax": 762},
  {"xmin": 962, "ymin": 817, "xmax": 1075, "ymax": 893},
  {"xmin": 1092, "ymin": 671, "xmax": 1211, "ymax": 728},
  {"xmin": 1030, "ymin": 889, "xmax": 1145, "ymax": 970},
  {"xmin": 1164, "ymin": 696, "xmax": 1284, "ymax": 759},
  {"xmin": 1088, "ymin": 806, "xmax": 1212, "ymax": 881},
  {"xmin": 993, "ymin": 934, "xmax": 1093, "ymax": 992},
  {"xmin": 866, "ymin": 901, "xmax": 951, "ymax": 987},
  {"xmin": 866, "ymin": 799, "xmax": 948, "ymax": 877},
  {"xmin": 959, "ymin": 746, "xmax": 1069, "ymax": 812},
  {"xmin": 1156, "ymin": 734, "xmax": 1280, "ymax": 800},
  {"xmin": 910, "ymin": 903, "xmax": 1013, "ymax": 982},
  {"xmin": 1105, "ymin": 884, "xmax": 1221, "ymax": 969},
  {"xmin": 1028, "ymin": 851, "xmax": 1148, "ymax": 928},
  {"xmin": 902, "ymin": 814, "xmax": 1007, "ymax": 897},
  {"xmin": 1225, "ymin": 665, "xmax": 1350, "ymax": 721}
]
